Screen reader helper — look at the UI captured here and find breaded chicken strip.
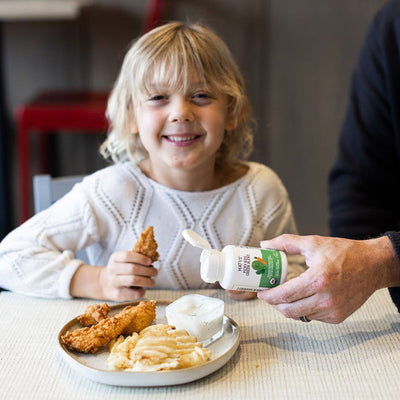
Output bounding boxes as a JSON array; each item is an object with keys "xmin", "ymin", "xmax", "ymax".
[
  {"xmin": 77, "ymin": 302, "xmax": 111, "ymax": 326},
  {"xmin": 61, "ymin": 301, "xmax": 156, "ymax": 353},
  {"xmin": 121, "ymin": 300, "xmax": 157, "ymax": 335},
  {"xmin": 133, "ymin": 226, "xmax": 159, "ymax": 262}
]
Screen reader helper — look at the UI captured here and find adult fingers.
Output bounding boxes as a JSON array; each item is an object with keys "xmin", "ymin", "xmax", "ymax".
[
  {"xmin": 272, "ymin": 295, "xmax": 349, "ymax": 325},
  {"xmin": 270, "ymin": 293, "xmax": 319, "ymax": 321},
  {"xmin": 257, "ymin": 269, "xmax": 315, "ymax": 305},
  {"xmin": 260, "ymin": 234, "xmax": 319, "ymax": 257}
]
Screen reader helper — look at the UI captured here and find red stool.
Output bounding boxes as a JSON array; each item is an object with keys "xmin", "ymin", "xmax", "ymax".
[
  {"xmin": 15, "ymin": 0, "xmax": 166, "ymax": 223},
  {"xmin": 15, "ymin": 91, "xmax": 109, "ymax": 222}
]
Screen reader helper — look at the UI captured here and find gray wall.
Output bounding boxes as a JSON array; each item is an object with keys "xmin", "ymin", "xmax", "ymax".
[{"xmin": 4, "ymin": 0, "xmax": 388, "ymax": 234}]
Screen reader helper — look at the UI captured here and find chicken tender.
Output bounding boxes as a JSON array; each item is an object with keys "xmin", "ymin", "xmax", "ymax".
[
  {"xmin": 133, "ymin": 226, "xmax": 159, "ymax": 262},
  {"xmin": 77, "ymin": 302, "xmax": 111, "ymax": 326},
  {"xmin": 61, "ymin": 300, "xmax": 156, "ymax": 353},
  {"xmin": 122, "ymin": 300, "xmax": 158, "ymax": 335}
]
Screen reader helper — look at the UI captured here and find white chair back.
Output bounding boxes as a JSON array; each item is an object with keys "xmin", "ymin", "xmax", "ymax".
[{"xmin": 32, "ymin": 174, "xmax": 88, "ymax": 263}]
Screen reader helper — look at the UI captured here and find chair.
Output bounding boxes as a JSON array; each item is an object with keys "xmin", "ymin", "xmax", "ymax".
[
  {"xmin": 16, "ymin": 91, "xmax": 109, "ymax": 223},
  {"xmin": 33, "ymin": 174, "xmax": 88, "ymax": 263}
]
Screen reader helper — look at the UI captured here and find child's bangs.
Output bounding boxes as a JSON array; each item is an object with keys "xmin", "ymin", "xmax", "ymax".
[{"xmin": 135, "ymin": 39, "xmax": 214, "ymax": 97}]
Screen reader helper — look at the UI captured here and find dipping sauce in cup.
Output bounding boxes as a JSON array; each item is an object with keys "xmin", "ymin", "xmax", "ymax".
[{"xmin": 166, "ymin": 294, "xmax": 224, "ymax": 343}]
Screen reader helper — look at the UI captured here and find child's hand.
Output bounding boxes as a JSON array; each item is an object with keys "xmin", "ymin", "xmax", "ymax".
[
  {"xmin": 226, "ymin": 290, "xmax": 257, "ymax": 301},
  {"xmin": 99, "ymin": 250, "xmax": 158, "ymax": 301}
]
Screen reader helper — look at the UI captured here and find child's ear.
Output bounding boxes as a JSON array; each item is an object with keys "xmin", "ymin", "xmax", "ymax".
[
  {"xmin": 225, "ymin": 119, "xmax": 235, "ymax": 131},
  {"xmin": 225, "ymin": 107, "xmax": 237, "ymax": 131},
  {"xmin": 130, "ymin": 119, "xmax": 139, "ymax": 134},
  {"xmin": 128, "ymin": 102, "xmax": 139, "ymax": 133},
  {"xmin": 226, "ymin": 101, "xmax": 249, "ymax": 131},
  {"xmin": 225, "ymin": 114, "xmax": 236, "ymax": 131}
]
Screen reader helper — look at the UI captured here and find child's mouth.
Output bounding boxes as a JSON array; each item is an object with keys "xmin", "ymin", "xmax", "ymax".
[{"xmin": 163, "ymin": 135, "xmax": 201, "ymax": 144}]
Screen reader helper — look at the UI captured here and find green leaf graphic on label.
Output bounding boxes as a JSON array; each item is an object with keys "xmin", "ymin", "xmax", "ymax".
[
  {"xmin": 251, "ymin": 250, "xmax": 282, "ymax": 288},
  {"xmin": 252, "ymin": 260, "xmax": 268, "ymax": 275}
]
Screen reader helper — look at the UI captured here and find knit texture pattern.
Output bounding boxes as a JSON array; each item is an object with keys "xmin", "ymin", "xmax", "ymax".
[{"xmin": 0, "ymin": 161, "xmax": 300, "ymax": 298}]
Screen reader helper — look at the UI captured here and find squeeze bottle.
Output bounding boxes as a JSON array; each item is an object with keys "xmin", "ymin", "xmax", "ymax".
[{"xmin": 182, "ymin": 230, "xmax": 287, "ymax": 292}]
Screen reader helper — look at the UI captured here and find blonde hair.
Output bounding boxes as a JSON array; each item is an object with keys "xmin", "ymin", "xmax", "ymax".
[{"xmin": 100, "ymin": 21, "xmax": 254, "ymax": 166}]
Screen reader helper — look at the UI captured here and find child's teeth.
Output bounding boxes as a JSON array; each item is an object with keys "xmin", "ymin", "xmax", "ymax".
[{"xmin": 169, "ymin": 136, "xmax": 195, "ymax": 142}]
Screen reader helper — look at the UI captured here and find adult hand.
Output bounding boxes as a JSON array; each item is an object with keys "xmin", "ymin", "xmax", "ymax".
[{"xmin": 257, "ymin": 234, "xmax": 400, "ymax": 324}]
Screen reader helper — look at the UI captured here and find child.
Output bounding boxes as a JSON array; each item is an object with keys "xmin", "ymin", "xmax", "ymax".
[{"xmin": 0, "ymin": 22, "xmax": 304, "ymax": 301}]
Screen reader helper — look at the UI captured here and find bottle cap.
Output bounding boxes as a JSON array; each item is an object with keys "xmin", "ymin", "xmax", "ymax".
[
  {"xmin": 182, "ymin": 229, "xmax": 212, "ymax": 250},
  {"xmin": 182, "ymin": 230, "xmax": 221, "ymax": 283}
]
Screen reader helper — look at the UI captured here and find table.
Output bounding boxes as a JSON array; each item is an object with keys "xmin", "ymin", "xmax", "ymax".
[{"xmin": 1, "ymin": 288, "xmax": 400, "ymax": 399}]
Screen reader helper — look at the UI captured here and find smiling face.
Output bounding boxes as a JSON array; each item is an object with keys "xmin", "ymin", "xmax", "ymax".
[
  {"xmin": 133, "ymin": 77, "xmax": 233, "ymax": 186},
  {"xmin": 102, "ymin": 23, "xmax": 253, "ymax": 169}
]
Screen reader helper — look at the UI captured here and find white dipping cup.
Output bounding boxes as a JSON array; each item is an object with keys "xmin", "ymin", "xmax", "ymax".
[{"xmin": 166, "ymin": 294, "xmax": 224, "ymax": 343}]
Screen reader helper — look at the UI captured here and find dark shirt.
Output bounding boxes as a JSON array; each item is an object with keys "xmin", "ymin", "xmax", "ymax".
[{"xmin": 329, "ymin": 0, "xmax": 400, "ymax": 310}]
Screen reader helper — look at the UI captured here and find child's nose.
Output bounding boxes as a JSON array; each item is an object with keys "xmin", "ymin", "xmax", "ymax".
[{"xmin": 169, "ymin": 99, "xmax": 194, "ymax": 123}]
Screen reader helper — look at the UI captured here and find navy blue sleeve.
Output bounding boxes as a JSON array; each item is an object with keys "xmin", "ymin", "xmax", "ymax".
[
  {"xmin": 329, "ymin": 0, "xmax": 400, "ymax": 311},
  {"xmin": 329, "ymin": 0, "xmax": 400, "ymax": 240},
  {"xmin": 386, "ymin": 231, "xmax": 400, "ymax": 312}
]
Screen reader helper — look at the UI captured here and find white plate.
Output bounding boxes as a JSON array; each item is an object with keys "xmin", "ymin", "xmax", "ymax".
[{"xmin": 58, "ymin": 301, "xmax": 240, "ymax": 386}]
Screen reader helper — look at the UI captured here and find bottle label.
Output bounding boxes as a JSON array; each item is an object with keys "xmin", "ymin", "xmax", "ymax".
[
  {"xmin": 253, "ymin": 249, "xmax": 283, "ymax": 288},
  {"xmin": 230, "ymin": 247, "xmax": 283, "ymax": 290}
]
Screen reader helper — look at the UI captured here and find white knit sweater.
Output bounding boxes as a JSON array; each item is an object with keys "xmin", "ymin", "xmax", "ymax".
[{"xmin": 0, "ymin": 161, "xmax": 302, "ymax": 298}]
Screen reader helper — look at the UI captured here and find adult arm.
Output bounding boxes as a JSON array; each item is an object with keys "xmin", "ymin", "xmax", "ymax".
[
  {"xmin": 329, "ymin": 1, "xmax": 400, "ymax": 239},
  {"xmin": 329, "ymin": 1, "xmax": 400, "ymax": 310}
]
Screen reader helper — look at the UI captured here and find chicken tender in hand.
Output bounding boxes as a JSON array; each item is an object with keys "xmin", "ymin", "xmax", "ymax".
[{"xmin": 133, "ymin": 226, "xmax": 159, "ymax": 262}]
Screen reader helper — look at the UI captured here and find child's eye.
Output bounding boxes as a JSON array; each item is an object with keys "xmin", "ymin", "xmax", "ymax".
[
  {"xmin": 149, "ymin": 94, "xmax": 167, "ymax": 101},
  {"xmin": 193, "ymin": 92, "xmax": 210, "ymax": 99},
  {"xmin": 192, "ymin": 92, "xmax": 213, "ymax": 104}
]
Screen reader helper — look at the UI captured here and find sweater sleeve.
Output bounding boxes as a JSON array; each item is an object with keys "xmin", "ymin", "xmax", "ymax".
[
  {"xmin": 385, "ymin": 231, "xmax": 400, "ymax": 311},
  {"xmin": 329, "ymin": 1, "xmax": 400, "ymax": 240},
  {"xmin": 329, "ymin": 0, "xmax": 400, "ymax": 312},
  {"xmin": 0, "ymin": 180, "xmax": 100, "ymax": 298}
]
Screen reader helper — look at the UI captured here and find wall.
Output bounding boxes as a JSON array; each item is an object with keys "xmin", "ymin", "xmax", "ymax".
[
  {"xmin": 264, "ymin": 0, "xmax": 387, "ymax": 234},
  {"xmin": 3, "ymin": 0, "xmax": 388, "ymax": 235}
]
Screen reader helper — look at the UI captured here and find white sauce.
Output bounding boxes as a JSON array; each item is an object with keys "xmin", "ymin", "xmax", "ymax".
[{"xmin": 166, "ymin": 294, "xmax": 224, "ymax": 342}]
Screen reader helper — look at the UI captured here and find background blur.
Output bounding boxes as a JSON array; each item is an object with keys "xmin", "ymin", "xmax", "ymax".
[{"xmin": 1, "ymin": 0, "xmax": 388, "ymax": 238}]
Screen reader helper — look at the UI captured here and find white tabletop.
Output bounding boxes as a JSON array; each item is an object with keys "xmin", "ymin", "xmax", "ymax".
[
  {"xmin": 0, "ymin": 0, "xmax": 90, "ymax": 20},
  {"xmin": 1, "ymin": 288, "xmax": 400, "ymax": 399}
]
